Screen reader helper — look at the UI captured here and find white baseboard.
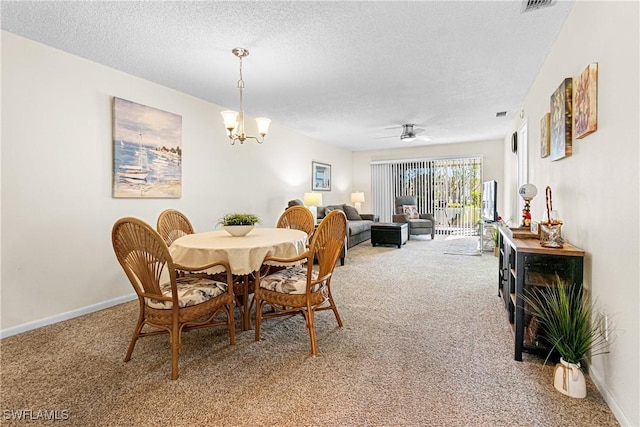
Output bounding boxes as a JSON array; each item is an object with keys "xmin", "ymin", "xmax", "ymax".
[
  {"xmin": 0, "ymin": 293, "xmax": 137, "ymax": 339},
  {"xmin": 589, "ymin": 366, "xmax": 633, "ymax": 426}
]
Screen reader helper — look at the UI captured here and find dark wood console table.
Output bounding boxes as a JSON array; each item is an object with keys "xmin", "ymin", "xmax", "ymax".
[{"xmin": 498, "ymin": 227, "xmax": 585, "ymax": 361}]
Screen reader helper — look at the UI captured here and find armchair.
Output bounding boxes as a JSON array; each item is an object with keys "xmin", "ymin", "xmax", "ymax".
[
  {"xmin": 392, "ymin": 195, "xmax": 435, "ymax": 239},
  {"xmin": 112, "ymin": 217, "xmax": 235, "ymax": 380}
]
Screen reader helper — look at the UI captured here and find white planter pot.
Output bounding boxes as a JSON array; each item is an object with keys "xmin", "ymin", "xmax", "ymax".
[
  {"xmin": 553, "ymin": 357, "xmax": 587, "ymax": 398},
  {"xmin": 223, "ymin": 225, "xmax": 254, "ymax": 237}
]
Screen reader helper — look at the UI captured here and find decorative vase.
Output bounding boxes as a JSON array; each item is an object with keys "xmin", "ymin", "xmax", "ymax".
[
  {"xmin": 540, "ymin": 222, "xmax": 563, "ymax": 248},
  {"xmin": 553, "ymin": 357, "xmax": 587, "ymax": 398},
  {"xmin": 493, "ymin": 247, "xmax": 499, "ymax": 257},
  {"xmin": 223, "ymin": 225, "xmax": 254, "ymax": 237}
]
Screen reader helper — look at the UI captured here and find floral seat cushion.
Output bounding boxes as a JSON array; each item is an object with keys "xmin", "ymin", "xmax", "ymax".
[
  {"xmin": 146, "ymin": 276, "xmax": 228, "ymax": 309},
  {"xmin": 260, "ymin": 266, "xmax": 322, "ymax": 294}
]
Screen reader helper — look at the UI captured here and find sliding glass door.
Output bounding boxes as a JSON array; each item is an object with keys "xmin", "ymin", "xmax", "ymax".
[{"xmin": 371, "ymin": 156, "xmax": 482, "ymax": 235}]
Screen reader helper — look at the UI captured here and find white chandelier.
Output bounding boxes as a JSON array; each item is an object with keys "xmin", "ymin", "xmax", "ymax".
[{"xmin": 220, "ymin": 48, "xmax": 271, "ymax": 145}]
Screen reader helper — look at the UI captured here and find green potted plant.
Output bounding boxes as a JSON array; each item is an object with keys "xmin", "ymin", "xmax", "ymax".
[
  {"xmin": 524, "ymin": 275, "xmax": 609, "ymax": 398},
  {"xmin": 491, "ymin": 228, "xmax": 500, "ymax": 256},
  {"xmin": 218, "ymin": 212, "xmax": 260, "ymax": 236}
]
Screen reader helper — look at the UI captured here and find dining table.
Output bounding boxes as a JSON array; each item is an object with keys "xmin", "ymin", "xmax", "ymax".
[{"xmin": 169, "ymin": 227, "xmax": 308, "ymax": 330}]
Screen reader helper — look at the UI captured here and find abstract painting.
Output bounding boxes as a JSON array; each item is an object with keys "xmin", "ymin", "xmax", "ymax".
[
  {"xmin": 540, "ymin": 112, "xmax": 550, "ymax": 158},
  {"xmin": 113, "ymin": 97, "xmax": 182, "ymax": 198},
  {"xmin": 573, "ymin": 62, "xmax": 598, "ymax": 139},
  {"xmin": 550, "ymin": 78, "xmax": 573, "ymax": 161}
]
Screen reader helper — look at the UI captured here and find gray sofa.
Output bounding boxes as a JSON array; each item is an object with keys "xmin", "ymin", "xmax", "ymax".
[
  {"xmin": 317, "ymin": 205, "xmax": 378, "ymax": 249},
  {"xmin": 287, "ymin": 200, "xmax": 379, "ymax": 264}
]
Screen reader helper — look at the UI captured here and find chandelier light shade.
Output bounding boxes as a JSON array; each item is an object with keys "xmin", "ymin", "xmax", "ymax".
[{"xmin": 221, "ymin": 47, "xmax": 270, "ymax": 144}]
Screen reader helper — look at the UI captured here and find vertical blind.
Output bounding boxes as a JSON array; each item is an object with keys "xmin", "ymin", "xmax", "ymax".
[{"xmin": 371, "ymin": 156, "xmax": 483, "ymax": 235}]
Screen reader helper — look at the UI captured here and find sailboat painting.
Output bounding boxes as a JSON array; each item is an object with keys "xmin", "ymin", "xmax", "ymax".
[{"xmin": 113, "ymin": 97, "xmax": 182, "ymax": 198}]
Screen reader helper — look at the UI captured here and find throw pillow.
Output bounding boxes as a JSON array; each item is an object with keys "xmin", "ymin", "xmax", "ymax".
[
  {"xmin": 326, "ymin": 204, "xmax": 345, "ymax": 213},
  {"xmin": 316, "ymin": 206, "xmax": 327, "ymax": 219},
  {"xmin": 402, "ymin": 204, "xmax": 419, "ymax": 219},
  {"xmin": 343, "ymin": 205, "xmax": 362, "ymax": 221}
]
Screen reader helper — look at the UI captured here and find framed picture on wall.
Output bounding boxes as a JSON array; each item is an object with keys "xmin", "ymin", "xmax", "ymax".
[
  {"xmin": 549, "ymin": 78, "xmax": 573, "ymax": 161},
  {"xmin": 312, "ymin": 161, "xmax": 331, "ymax": 191},
  {"xmin": 113, "ymin": 97, "xmax": 182, "ymax": 198},
  {"xmin": 540, "ymin": 112, "xmax": 550, "ymax": 158},
  {"xmin": 573, "ymin": 62, "xmax": 598, "ymax": 139}
]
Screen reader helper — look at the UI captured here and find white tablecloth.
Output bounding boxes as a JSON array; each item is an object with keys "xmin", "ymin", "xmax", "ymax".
[{"xmin": 169, "ymin": 228, "xmax": 308, "ymax": 275}]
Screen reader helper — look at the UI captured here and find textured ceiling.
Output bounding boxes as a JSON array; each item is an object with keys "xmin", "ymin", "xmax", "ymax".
[{"xmin": 1, "ymin": 1, "xmax": 574, "ymax": 151}]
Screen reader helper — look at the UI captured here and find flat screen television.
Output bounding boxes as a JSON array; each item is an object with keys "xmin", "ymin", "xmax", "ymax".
[{"xmin": 482, "ymin": 180, "xmax": 498, "ymax": 222}]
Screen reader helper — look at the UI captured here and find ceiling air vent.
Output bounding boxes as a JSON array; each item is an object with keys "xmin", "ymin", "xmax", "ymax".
[
  {"xmin": 522, "ymin": 0, "xmax": 555, "ymax": 13},
  {"xmin": 496, "ymin": 111, "xmax": 507, "ymax": 118}
]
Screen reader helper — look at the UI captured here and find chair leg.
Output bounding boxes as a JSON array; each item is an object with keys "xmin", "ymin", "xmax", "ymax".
[
  {"xmin": 326, "ymin": 289, "xmax": 343, "ymax": 327},
  {"xmin": 124, "ymin": 303, "xmax": 146, "ymax": 362},
  {"xmin": 124, "ymin": 322, "xmax": 143, "ymax": 362},
  {"xmin": 305, "ymin": 309, "xmax": 318, "ymax": 356},
  {"xmin": 227, "ymin": 303, "xmax": 236, "ymax": 345},
  {"xmin": 170, "ymin": 317, "xmax": 182, "ymax": 380},
  {"xmin": 254, "ymin": 297, "xmax": 262, "ymax": 342},
  {"xmin": 170, "ymin": 329, "xmax": 181, "ymax": 380}
]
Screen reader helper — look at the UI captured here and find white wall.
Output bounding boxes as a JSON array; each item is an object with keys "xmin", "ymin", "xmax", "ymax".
[
  {"xmin": 0, "ymin": 32, "xmax": 353, "ymax": 333},
  {"xmin": 504, "ymin": 2, "xmax": 639, "ymax": 425},
  {"xmin": 352, "ymin": 139, "xmax": 505, "ymax": 217}
]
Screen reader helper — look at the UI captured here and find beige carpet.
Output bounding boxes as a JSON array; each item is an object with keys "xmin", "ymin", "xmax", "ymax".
[{"xmin": 0, "ymin": 236, "xmax": 618, "ymax": 426}]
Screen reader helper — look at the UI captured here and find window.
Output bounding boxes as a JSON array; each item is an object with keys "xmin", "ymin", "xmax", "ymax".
[{"xmin": 371, "ymin": 156, "xmax": 483, "ymax": 235}]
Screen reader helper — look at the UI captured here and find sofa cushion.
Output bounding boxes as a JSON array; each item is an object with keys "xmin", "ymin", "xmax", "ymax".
[
  {"xmin": 146, "ymin": 276, "xmax": 228, "ymax": 310},
  {"xmin": 348, "ymin": 220, "xmax": 372, "ymax": 236},
  {"xmin": 402, "ymin": 204, "xmax": 419, "ymax": 219},
  {"xmin": 343, "ymin": 205, "xmax": 362, "ymax": 221},
  {"xmin": 260, "ymin": 266, "xmax": 322, "ymax": 294},
  {"xmin": 408, "ymin": 218, "xmax": 433, "ymax": 228}
]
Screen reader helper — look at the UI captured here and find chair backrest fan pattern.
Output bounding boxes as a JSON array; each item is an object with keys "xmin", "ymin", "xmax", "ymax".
[
  {"xmin": 113, "ymin": 218, "xmax": 171, "ymax": 299},
  {"xmin": 157, "ymin": 209, "xmax": 195, "ymax": 246}
]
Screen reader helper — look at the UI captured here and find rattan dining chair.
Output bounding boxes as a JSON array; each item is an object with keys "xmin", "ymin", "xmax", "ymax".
[
  {"xmin": 255, "ymin": 209, "xmax": 347, "ymax": 355},
  {"xmin": 276, "ymin": 205, "xmax": 315, "ymax": 239},
  {"xmin": 157, "ymin": 209, "xmax": 195, "ymax": 246},
  {"xmin": 112, "ymin": 217, "xmax": 235, "ymax": 380}
]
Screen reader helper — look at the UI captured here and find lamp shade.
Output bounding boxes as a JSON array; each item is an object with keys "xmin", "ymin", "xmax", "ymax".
[
  {"xmin": 518, "ymin": 184, "xmax": 538, "ymax": 201},
  {"xmin": 303, "ymin": 192, "xmax": 323, "ymax": 207},
  {"xmin": 350, "ymin": 192, "xmax": 365, "ymax": 203}
]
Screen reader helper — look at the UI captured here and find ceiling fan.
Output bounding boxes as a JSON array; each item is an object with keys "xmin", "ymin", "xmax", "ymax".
[{"xmin": 376, "ymin": 124, "xmax": 432, "ymax": 142}]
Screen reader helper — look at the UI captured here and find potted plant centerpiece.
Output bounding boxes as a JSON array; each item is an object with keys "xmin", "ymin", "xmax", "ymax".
[
  {"xmin": 219, "ymin": 212, "xmax": 260, "ymax": 237},
  {"xmin": 524, "ymin": 275, "xmax": 609, "ymax": 398}
]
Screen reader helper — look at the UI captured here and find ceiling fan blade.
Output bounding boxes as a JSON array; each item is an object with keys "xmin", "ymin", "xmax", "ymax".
[
  {"xmin": 416, "ymin": 135, "xmax": 432, "ymax": 141},
  {"xmin": 374, "ymin": 135, "xmax": 398, "ymax": 140}
]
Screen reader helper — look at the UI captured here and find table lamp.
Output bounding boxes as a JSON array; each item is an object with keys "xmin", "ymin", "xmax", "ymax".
[
  {"xmin": 518, "ymin": 183, "xmax": 538, "ymax": 227},
  {"xmin": 303, "ymin": 192, "xmax": 323, "ymax": 224},
  {"xmin": 351, "ymin": 191, "xmax": 365, "ymax": 212}
]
